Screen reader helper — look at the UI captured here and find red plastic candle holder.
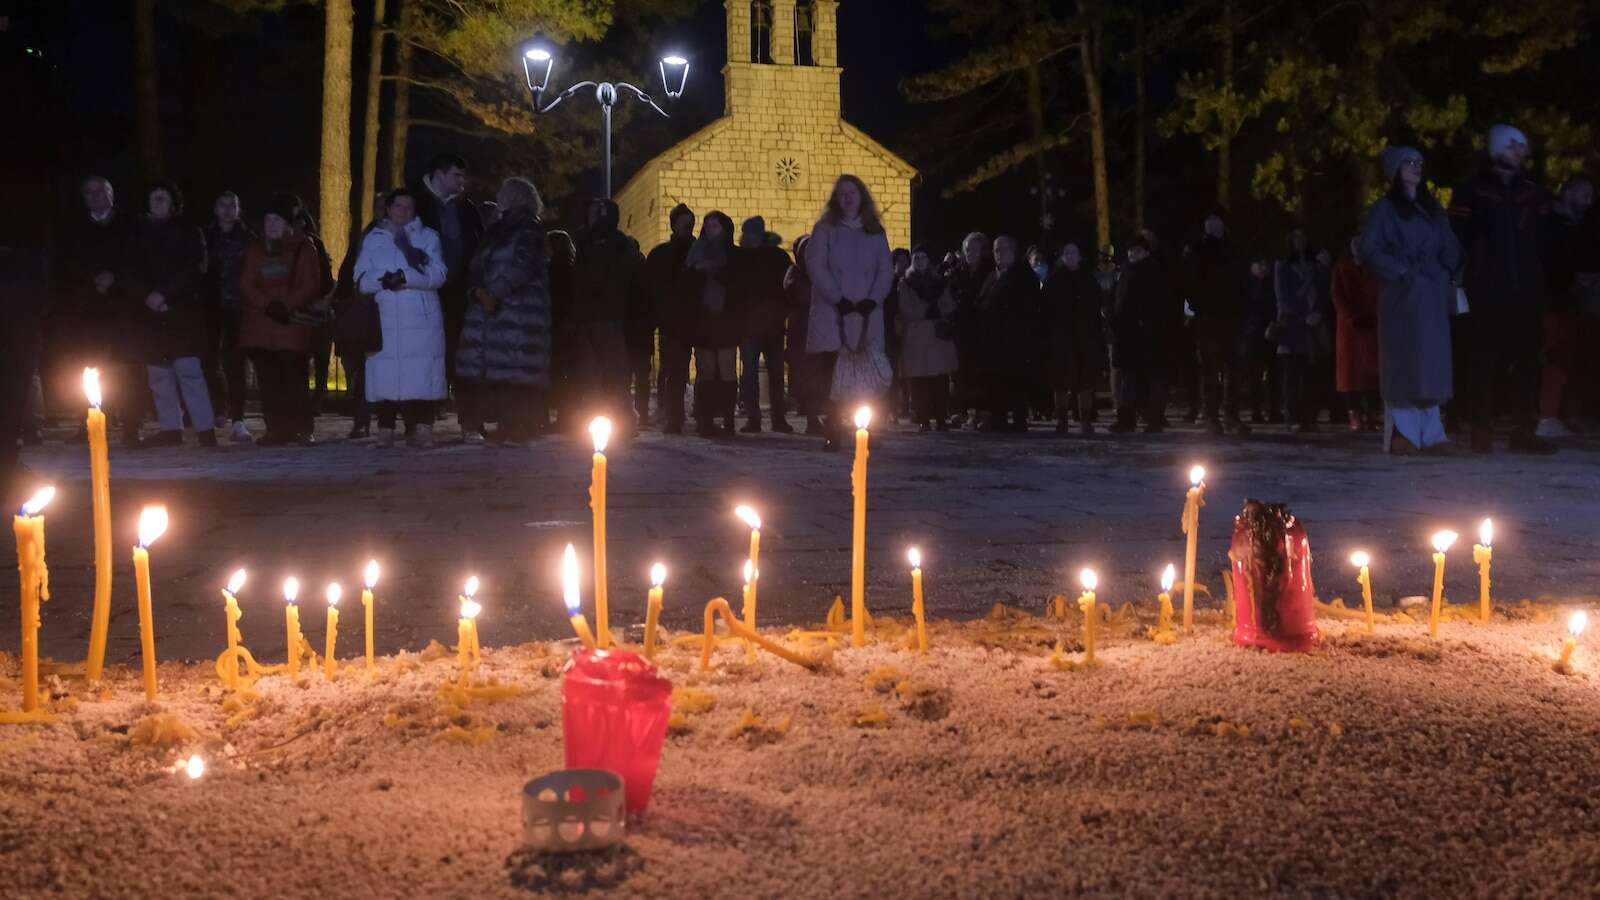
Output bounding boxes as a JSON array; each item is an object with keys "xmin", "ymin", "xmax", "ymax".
[
  {"xmin": 561, "ymin": 648, "xmax": 673, "ymax": 813},
  {"xmin": 1230, "ymin": 500, "xmax": 1320, "ymax": 653}
]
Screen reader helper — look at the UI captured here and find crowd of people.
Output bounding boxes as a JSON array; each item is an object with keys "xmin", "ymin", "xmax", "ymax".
[{"xmin": 7, "ymin": 123, "xmax": 1600, "ymax": 477}]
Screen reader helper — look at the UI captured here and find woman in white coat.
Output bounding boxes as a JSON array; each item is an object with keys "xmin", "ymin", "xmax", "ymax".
[{"xmin": 355, "ymin": 188, "xmax": 449, "ymax": 447}]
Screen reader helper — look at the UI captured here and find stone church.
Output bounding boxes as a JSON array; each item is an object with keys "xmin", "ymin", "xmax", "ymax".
[{"xmin": 615, "ymin": 0, "xmax": 915, "ymax": 253}]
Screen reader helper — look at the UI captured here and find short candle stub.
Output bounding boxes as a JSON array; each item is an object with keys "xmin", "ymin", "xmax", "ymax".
[
  {"xmin": 1479, "ymin": 518, "xmax": 1494, "ymax": 548},
  {"xmin": 326, "ymin": 583, "xmax": 342, "ymax": 607},
  {"xmin": 589, "ymin": 416, "xmax": 612, "ymax": 454},
  {"xmin": 1080, "ymin": 569, "xmax": 1098, "ymax": 592},
  {"xmin": 854, "ymin": 406, "xmax": 872, "ymax": 431},
  {"xmin": 1432, "ymin": 531, "xmax": 1458, "ymax": 554},
  {"xmin": 83, "ymin": 367, "xmax": 103, "ymax": 408},
  {"xmin": 1160, "ymin": 564, "xmax": 1176, "ymax": 593},
  {"xmin": 21, "ymin": 486, "xmax": 55, "ymax": 517},
  {"xmin": 908, "ymin": 547, "xmax": 922, "ymax": 570},
  {"xmin": 364, "ymin": 559, "xmax": 380, "ymax": 590},
  {"xmin": 283, "ymin": 577, "xmax": 301, "ymax": 604},
  {"xmin": 137, "ymin": 506, "xmax": 169, "ymax": 548},
  {"xmin": 227, "ymin": 568, "xmax": 247, "ymax": 595},
  {"xmin": 1350, "ymin": 551, "xmax": 1371, "ymax": 569}
]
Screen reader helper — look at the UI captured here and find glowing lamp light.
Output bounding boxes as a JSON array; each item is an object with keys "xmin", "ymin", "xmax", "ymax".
[
  {"xmin": 21, "ymin": 486, "xmax": 55, "ymax": 517},
  {"xmin": 1350, "ymin": 551, "xmax": 1371, "ymax": 569},
  {"xmin": 589, "ymin": 417, "xmax": 612, "ymax": 454},
  {"xmin": 854, "ymin": 407, "xmax": 872, "ymax": 431},
  {"xmin": 137, "ymin": 506, "xmax": 168, "ymax": 548},
  {"xmin": 83, "ymin": 367, "xmax": 103, "ymax": 408},
  {"xmin": 650, "ymin": 563, "xmax": 666, "ymax": 588},
  {"xmin": 562, "ymin": 544, "xmax": 582, "ymax": 616},
  {"xmin": 1431, "ymin": 531, "xmax": 1458, "ymax": 554},
  {"xmin": 283, "ymin": 577, "xmax": 301, "ymax": 605},
  {"xmin": 1161, "ymin": 563, "xmax": 1176, "ymax": 593},
  {"xmin": 1080, "ymin": 569, "xmax": 1098, "ymax": 592},
  {"xmin": 522, "ymin": 45, "xmax": 555, "ymax": 93},
  {"xmin": 1189, "ymin": 465, "xmax": 1206, "ymax": 487},
  {"xmin": 226, "ymin": 568, "xmax": 247, "ymax": 595},
  {"xmin": 364, "ymin": 560, "xmax": 380, "ymax": 590},
  {"xmin": 525, "ymin": 47, "xmax": 552, "ymax": 62},
  {"xmin": 908, "ymin": 547, "xmax": 922, "ymax": 570},
  {"xmin": 325, "ymin": 583, "xmax": 342, "ymax": 607},
  {"xmin": 183, "ymin": 754, "xmax": 205, "ymax": 780},
  {"xmin": 735, "ymin": 505, "xmax": 761, "ymax": 531},
  {"xmin": 1479, "ymin": 518, "xmax": 1494, "ymax": 548},
  {"xmin": 660, "ymin": 53, "xmax": 690, "ymax": 99},
  {"xmin": 1571, "ymin": 611, "xmax": 1589, "ymax": 639}
]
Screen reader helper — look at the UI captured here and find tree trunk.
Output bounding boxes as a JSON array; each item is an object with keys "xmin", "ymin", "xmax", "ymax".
[
  {"xmin": 359, "ymin": 0, "xmax": 389, "ymax": 229},
  {"xmin": 133, "ymin": 0, "xmax": 163, "ymax": 177},
  {"xmin": 389, "ymin": 0, "xmax": 413, "ymax": 188},
  {"xmin": 1080, "ymin": 26, "xmax": 1111, "ymax": 252},
  {"xmin": 321, "ymin": 0, "xmax": 355, "ymax": 271},
  {"xmin": 1217, "ymin": 0, "xmax": 1234, "ymax": 211},
  {"xmin": 1024, "ymin": 61, "xmax": 1049, "ymax": 240},
  {"xmin": 1134, "ymin": 0, "xmax": 1147, "ymax": 231}
]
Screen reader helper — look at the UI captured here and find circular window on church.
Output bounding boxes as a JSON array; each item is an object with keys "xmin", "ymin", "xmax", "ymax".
[{"xmin": 775, "ymin": 155, "xmax": 802, "ymax": 187}]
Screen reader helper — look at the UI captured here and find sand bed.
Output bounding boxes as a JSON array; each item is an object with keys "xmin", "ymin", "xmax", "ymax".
[{"xmin": 1, "ymin": 603, "xmax": 1597, "ymax": 899}]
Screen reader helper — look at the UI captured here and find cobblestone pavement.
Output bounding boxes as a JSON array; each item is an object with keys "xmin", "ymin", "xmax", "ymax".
[{"xmin": 12, "ymin": 412, "xmax": 1600, "ymax": 665}]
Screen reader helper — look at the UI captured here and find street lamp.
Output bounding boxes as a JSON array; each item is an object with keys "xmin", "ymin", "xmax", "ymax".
[{"xmin": 522, "ymin": 43, "xmax": 691, "ymax": 199}]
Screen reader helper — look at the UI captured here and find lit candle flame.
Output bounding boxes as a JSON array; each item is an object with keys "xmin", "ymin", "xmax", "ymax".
[
  {"xmin": 734, "ymin": 505, "xmax": 761, "ymax": 531},
  {"xmin": 854, "ymin": 406, "xmax": 872, "ymax": 430},
  {"xmin": 183, "ymin": 754, "xmax": 205, "ymax": 780},
  {"xmin": 325, "ymin": 583, "xmax": 342, "ymax": 607},
  {"xmin": 1160, "ymin": 563, "xmax": 1175, "ymax": 593},
  {"xmin": 1479, "ymin": 518, "xmax": 1493, "ymax": 547},
  {"xmin": 1350, "ymin": 551, "xmax": 1371, "ymax": 569},
  {"xmin": 743, "ymin": 559, "xmax": 756, "ymax": 585},
  {"xmin": 137, "ymin": 505, "xmax": 168, "ymax": 548},
  {"xmin": 589, "ymin": 416, "xmax": 612, "ymax": 454},
  {"xmin": 83, "ymin": 367, "xmax": 103, "ymax": 408},
  {"xmin": 283, "ymin": 577, "xmax": 300, "ymax": 604},
  {"xmin": 460, "ymin": 597, "xmax": 482, "ymax": 620},
  {"xmin": 650, "ymin": 562, "xmax": 666, "ymax": 587},
  {"xmin": 226, "ymin": 568, "xmax": 247, "ymax": 595},
  {"xmin": 1080, "ymin": 568, "xmax": 1098, "ymax": 592},
  {"xmin": 463, "ymin": 575, "xmax": 480, "ymax": 599},
  {"xmin": 1189, "ymin": 465, "xmax": 1206, "ymax": 487},
  {"xmin": 364, "ymin": 559, "xmax": 380, "ymax": 589},
  {"xmin": 561, "ymin": 544, "xmax": 581, "ymax": 615},
  {"xmin": 1571, "ymin": 610, "xmax": 1588, "ymax": 638},
  {"xmin": 1431, "ymin": 531, "xmax": 1458, "ymax": 554},
  {"xmin": 908, "ymin": 547, "xmax": 922, "ymax": 570},
  {"xmin": 21, "ymin": 486, "xmax": 55, "ymax": 516}
]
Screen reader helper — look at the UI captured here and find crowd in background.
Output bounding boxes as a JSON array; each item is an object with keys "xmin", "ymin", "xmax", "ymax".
[{"xmin": 7, "ymin": 123, "xmax": 1600, "ymax": 482}]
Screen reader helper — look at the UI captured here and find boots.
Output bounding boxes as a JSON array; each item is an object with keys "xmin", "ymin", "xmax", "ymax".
[
  {"xmin": 410, "ymin": 424, "xmax": 434, "ymax": 449},
  {"xmin": 375, "ymin": 427, "xmax": 396, "ymax": 448}
]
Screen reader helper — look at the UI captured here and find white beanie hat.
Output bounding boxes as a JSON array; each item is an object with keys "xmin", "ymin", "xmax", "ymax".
[{"xmin": 1487, "ymin": 124, "xmax": 1529, "ymax": 159}]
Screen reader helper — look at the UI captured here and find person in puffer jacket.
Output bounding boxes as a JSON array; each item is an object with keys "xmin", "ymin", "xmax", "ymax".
[
  {"xmin": 355, "ymin": 188, "xmax": 449, "ymax": 448},
  {"xmin": 456, "ymin": 177, "xmax": 551, "ymax": 446}
]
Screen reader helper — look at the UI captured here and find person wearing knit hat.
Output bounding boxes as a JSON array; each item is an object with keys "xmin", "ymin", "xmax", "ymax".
[
  {"xmin": 645, "ymin": 202, "xmax": 698, "ymax": 431},
  {"xmin": 1447, "ymin": 123, "xmax": 1555, "ymax": 454},
  {"xmin": 1359, "ymin": 144, "xmax": 1462, "ymax": 456}
]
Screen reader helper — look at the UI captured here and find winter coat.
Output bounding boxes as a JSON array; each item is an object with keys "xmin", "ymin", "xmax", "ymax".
[
  {"xmin": 678, "ymin": 219, "xmax": 746, "ymax": 349},
  {"xmin": 1273, "ymin": 257, "xmax": 1321, "ymax": 357},
  {"xmin": 238, "ymin": 233, "xmax": 323, "ymax": 352},
  {"xmin": 645, "ymin": 233, "xmax": 696, "ymax": 334},
  {"xmin": 895, "ymin": 271, "xmax": 958, "ymax": 378},
  {"xmin": 457, "ymin": 207, "xmax": 551, "ymax": 388},
  {"xmin": 1112, "ymin": 256, "xmax": 1176, "ymax": 372},
  {"xmin": 1183, "ymin": 236, "xmax": 1245, "ymax": 340},
  {"xmin": 204, "ymin": 221, "xmax": 256, "ymax": 312},
  {"xmin": 804, "ymin": 217, "xmax": 894, "ymax": 354},
  {"xmin": 1330, "ymin": 255, "xmax": 1381, "ymax": 392},
  {"xmin": 974, "ymin": 264, "xmax": 1040, "ymax": 375},
  {"xmin": 411, "ymin": 178, "xmax": 482, "ymax": 291},
  {"xmin": 1042, "ymin": 265, "xmax": 1106, "ymax": 389},
  {"xmin": 739, "ymin": 243, "xmax": 793, "ymax": 339},
  {"xmin": 355, "ymin": 218, "xmax": 449, "ymax": 402},
  {"xmin": 53, "ymin": 211, "xmax": 133, "ymax": 356},
  {"xmin": 1359, "ymin": 195, "xmax": 1463, "ymax": 406},
  {"xmin": 572, "ymin": 200, "xmax": 638, "ymax": 326},
  {"xmin": 121, "ymin": 215, "xmax": 208, "ymax": 363},
  {"xmin": 1448, "ymin": 167, "xmax": 1545, "ymax": 303},
  {"xmin": 784, "ymin": 240, "xmax": 813, "ymax": 358}
]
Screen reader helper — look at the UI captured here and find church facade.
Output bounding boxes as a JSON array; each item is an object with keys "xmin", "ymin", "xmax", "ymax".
[{"xmin": 615, "ymin": 0, "xmax": 915, "ymax": 253}]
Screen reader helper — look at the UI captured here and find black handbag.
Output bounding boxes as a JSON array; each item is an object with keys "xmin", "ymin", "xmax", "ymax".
[{"xmin": 333, "ymin": 293, "xmax": 382, "ymax": 354}]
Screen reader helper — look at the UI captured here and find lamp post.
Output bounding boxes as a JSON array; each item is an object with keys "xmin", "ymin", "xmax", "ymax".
[{"xmin": 523, "ymin": 45, "xmax": 690, "ymax": 199}]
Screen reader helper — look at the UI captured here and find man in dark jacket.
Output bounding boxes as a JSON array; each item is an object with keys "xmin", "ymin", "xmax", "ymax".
[
  {"xmin": 1448, "ymin": 124, "xmax": 1554, "ymax": 454},
  {"xmin": 1183, "ymin": 211, "xmax": 1251, "ymax": 435},
  {"xmin": 736, "ymin": 215, "xmax": 794, "ymax": 433},
  {"xmin": 949, "ymin": 232, "xmax": 992, "ymax": 426},
  {"xmin": 203, "ymin": 190, "xmax": 256, "ymax": 440},
  {"xmin": 646, "ymin": 203, "xmax": 696, "ymax": 433},
  {"xmin": 411, "ymin": 152, "xmax": 483, "ymax": 392},
  {"xmin": 1110, "ymin": 237, "xmax": 1176, "ymax": 433},
  {"xmin": 974, "ymin": 236, "xmax": 1038, "ymax": 432},
  {"xmin": 571, "ymin": 197, "xmax": 639, "ymax": 433}
]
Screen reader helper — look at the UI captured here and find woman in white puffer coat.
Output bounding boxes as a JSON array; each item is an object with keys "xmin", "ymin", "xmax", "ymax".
[{"xmin": 355, "ymin": 188, "xmax": 449, "ymax": 447}]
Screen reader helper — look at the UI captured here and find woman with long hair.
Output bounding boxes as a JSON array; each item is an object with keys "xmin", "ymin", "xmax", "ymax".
[
  {"xmin": 680, "ymin": 210, "xmax": 743, "ymax": 436},
  {"xmin": 1358, "ymin": 146, "xmax": 1464, "ymax": 455},
  {"xmin": 804, "ymin": 173, "xmax": 895, "ymax": 450}
]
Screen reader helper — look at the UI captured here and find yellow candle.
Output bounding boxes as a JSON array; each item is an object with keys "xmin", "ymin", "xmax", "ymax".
[
  {"xmin": 323, "ymin": 583, "xmax": 342, "ymax": 679},
  {"xmin": 283, "ymin": 577, "xmax": 303, "ymax": 678},
  {"xmin": 699, "ymin": 596, "xmax": 822, "ymax": 672},
  {"xmin": 13, "ymin": 487, "xmax": 54, "ymax": 713},
  {"xmin": 562, "ymin": 544, "xmax": 597, "ymax": 650},
  {"xmin": 133, "ymin": 506, "xmax": 167, "ymax": 702},
  {"xmin": 1350, "ymin": 551, "xmax": 1374, "ymax": 634},
  {"xmin": 1556, "ymin": 611, "xmax": 1586, "ymax": 669},
  {"xmin": 361, "ymin": 560, "xmax": 379, "ymax": 672},
  {"xmin": 644, "ymin": 563, "xmax": 666, "ymax": 661},
  {"xmin": 221, "ymin": 568, "xmax": 247, "ymax": 691},
  {"xmin": 741, "ymin": 560, "xmax": 760, "ymax": 662},
  {"xmin": 1428, "ymin": 531, "xmax": 1456, "ymax": 639},
  {"xmin": 457, "ymin": 576, "xmax": 481, "ymax": 675},
  {"xmin": 1157, "ymin": 563, "xmax": 1175, "ymax": 637},
  {"xmin": 735, "ymin": 505, "xmax": 762, "ymax": 648},
  {"xmin": 1181, "ymin": 465, "xmax": 1206, "ymax": 633},
  {"xmin": 589, "ymin": 417, "xmax": 611, "ymax": 648},
  {"xmin": 1078, "ymin": 569, "xmax": 1098, "ymax": 665},
  {"xmin": 851, "ymin": 406, "xmax": 872, "ymax": 648},
  {"xmin": 1473, "ymin": 518, "xmax": 1493, "ymax": 623},
  {"xmin": 909, "ymin": 548, "xmax": 927, "ymax": 654},
  {"xmin": 83, "ymin": 369, "xmax": 115, "ymax": 684}
]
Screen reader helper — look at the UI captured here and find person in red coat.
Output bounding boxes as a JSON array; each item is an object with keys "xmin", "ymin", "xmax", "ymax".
[
  {"xmin": 1330, "ymin": 236, "xmax": 1382, "ymax": 431},
  {"xmin": 239, "ymin": 195, "xmax": 324, "ymax": 445}
]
